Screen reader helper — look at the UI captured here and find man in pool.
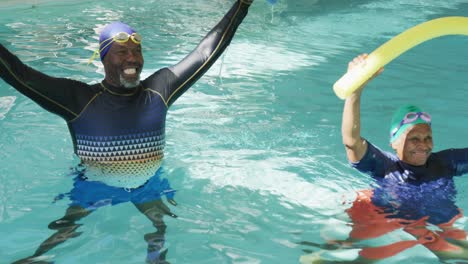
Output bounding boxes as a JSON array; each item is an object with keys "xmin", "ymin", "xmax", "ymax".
[
  {"xmin": 0, "ymin": 0, "xmax": 254, "ymax": 263},
  {"xmin": 334, "ymin": 53, "xmax": 468, "ymax": 263}
]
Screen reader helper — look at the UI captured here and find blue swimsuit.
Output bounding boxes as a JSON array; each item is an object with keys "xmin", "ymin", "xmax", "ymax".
[{"xmin": 352, "ymin": 140, "xmax": 468, "ymax": 224}]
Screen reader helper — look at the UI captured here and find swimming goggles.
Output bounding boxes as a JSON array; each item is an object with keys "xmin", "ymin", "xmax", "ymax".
[
  {"xmin": 88, "ymin": 32, "xmax": 142, "ymax": 64},
  {"xmin": 391, "ymin": 112, "xmax": 431, "ymax": 137},
  {"xmin": 105, "ymin": 32, "xmax": 142, "ymax": 45}
]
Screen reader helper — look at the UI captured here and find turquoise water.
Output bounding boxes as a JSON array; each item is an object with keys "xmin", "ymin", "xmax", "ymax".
[{"xmin": 1, "ymin": 0, "xmax": 468, "ymax": 263}]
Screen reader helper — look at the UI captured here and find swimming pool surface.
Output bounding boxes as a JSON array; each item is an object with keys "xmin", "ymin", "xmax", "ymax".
[{"xmin": 1, "ymin": 0, "xmax": 468, "ymax": 263}]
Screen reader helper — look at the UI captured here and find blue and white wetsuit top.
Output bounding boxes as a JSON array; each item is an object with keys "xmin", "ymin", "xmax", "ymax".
[{"xmin": 0, "ymin": 1, "xmax": 251, "ymax": 188}]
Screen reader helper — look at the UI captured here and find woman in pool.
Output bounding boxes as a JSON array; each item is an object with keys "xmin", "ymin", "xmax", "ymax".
[{"xmin": 335, "ymin": 53, "xmax": 468, "ymax": 263}]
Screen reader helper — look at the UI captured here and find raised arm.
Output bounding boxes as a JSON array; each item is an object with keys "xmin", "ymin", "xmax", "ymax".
[
  {"xmin": 0, "ymin": 43, "xmax": 94, "ymax": 121},
  {"xmin": 341, "ymin": 54, "xmax": 383, "ymax": 162},
  {"xmin": 163, "ymin": 0, "xmax": 253, "ymax": 107}
]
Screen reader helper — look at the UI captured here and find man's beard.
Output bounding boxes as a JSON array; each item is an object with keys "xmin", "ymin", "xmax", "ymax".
[{"xmin": 120, "ymin": 74, "xmax": 140, "ymax": 89}]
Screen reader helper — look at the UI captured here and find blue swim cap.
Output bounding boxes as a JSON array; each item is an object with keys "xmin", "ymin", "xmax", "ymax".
[{"xmin": 99, "ymin": 21, "xmax": 136, "ymax": 60}]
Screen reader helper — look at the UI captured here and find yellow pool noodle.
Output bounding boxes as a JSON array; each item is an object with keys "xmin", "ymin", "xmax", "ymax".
[{"xmin": 333, "ymin": 16, "xmax": 468, "ymax": 100}]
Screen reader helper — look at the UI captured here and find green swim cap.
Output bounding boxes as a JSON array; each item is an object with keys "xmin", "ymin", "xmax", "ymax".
[{"xmin": 389, "ymin": 104, "xmax": 431, "ymax": 143}]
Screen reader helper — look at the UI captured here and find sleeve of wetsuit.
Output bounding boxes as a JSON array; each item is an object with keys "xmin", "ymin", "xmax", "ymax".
[
  {"xmin": 437, "ymin": 148, "xmax": 468, "ymax": 176},
  {"xmin": 350, "ymin": 140, "xmax": 393, "ymax": 178},
  {"xmin": 0, "ymin": 43, "xmax": 95, "ymax": 121},
  {"xmin": 163, "ymin": 0, "xmax": 252, "ymax": 107}
]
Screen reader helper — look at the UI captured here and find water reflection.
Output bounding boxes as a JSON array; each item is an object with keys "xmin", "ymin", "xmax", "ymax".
[{"xmin": 13, "ymin": 167, "xmax": 177, "ymax": 264}]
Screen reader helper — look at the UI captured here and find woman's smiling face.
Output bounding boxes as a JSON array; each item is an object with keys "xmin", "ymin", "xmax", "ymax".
[{"xmin": 392, "ymin": 123, "xmax": 433, "ymax": 166}]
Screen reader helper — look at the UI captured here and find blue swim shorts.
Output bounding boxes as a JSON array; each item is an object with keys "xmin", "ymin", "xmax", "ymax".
[{"xmin": 65, "ymin": 168, "xmax": 176, "ymax": 210}]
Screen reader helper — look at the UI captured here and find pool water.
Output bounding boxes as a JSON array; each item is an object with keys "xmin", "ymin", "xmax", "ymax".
[{"xmin": 1, "ymin": 0, "xmax": 468, "ymax": 263}]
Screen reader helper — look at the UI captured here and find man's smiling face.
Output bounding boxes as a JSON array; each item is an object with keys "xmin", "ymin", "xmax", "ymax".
[{"xmin": 103, "ymin": 40, "xmax": 144, "ymax": 88}]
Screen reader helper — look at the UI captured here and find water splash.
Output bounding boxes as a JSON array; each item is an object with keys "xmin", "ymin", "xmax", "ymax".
[{"xmin": 0, "ymin": 96, "xmax": 16, "ymax": 120}]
